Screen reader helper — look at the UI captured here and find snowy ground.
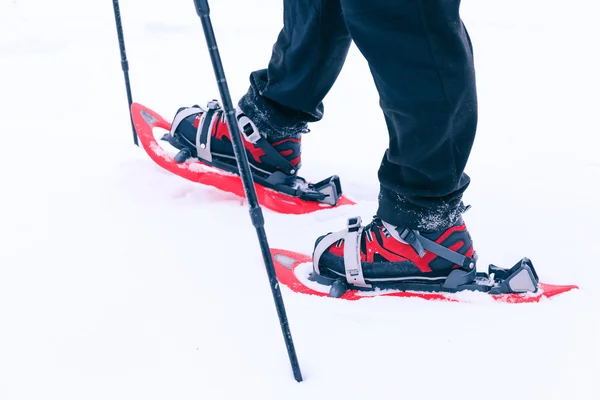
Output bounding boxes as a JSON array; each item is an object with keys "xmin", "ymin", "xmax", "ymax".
[{"xmin": 1, "ymin": 1, "xmax": 599, "ymax": 399}]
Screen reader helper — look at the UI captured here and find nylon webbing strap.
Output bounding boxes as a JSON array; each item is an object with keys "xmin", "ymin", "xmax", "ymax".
[
  {"xmin": 235, "ymin": 108, "xmax": 296, "ymax": 175},
  {"xmin": 312, "ymin": 230, "xmax": 345, "ymax": 275},
  {"xmin": 196, "ymin": 104, "xmax": 219, "ymax": 162},
  {"xmin": 399, "ymin": 229, "xmax": 473, "ymax": 269},
  {"xmin": 169, "ymin": 106, "xmax": 204, "ymax": 138},
  {"xmin": 344, "ymin": 217, "xmax": 370, "ymax": 288},
  {"xmin": 311, "ymin": 218, "xmax": 371, "ymax": 287},
  {"xmin": 255, "ymin": 137, "xmax": 296, "ymax": 175}
]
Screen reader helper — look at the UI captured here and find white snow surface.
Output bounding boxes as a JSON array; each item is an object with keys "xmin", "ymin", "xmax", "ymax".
[{"xmin": 1, "ymin": 1, "xmax": 599, "ymax": 399}]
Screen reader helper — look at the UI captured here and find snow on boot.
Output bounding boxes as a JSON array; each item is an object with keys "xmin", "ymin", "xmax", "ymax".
[{"xmin": 312, "ymin": 215, "xmax": 477, "ymax": 291}]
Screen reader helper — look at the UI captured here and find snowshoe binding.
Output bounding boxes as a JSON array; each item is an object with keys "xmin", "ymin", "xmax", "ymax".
[
  {"xmin": 311, "ymin": 214, "xmax": 543, "ymax": 298},
  {"xmin": 162, "ymin": 101, "xmax": 343, "ymax": 206}
]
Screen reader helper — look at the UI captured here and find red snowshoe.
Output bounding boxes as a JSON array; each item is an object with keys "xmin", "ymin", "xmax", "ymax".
[
  {"xmin": 131, "ymin": 102, "xmax": 355, "ymax": 215},
  {"xmin": 271, "ymin": 247, "xmax": 578, "ymax": 303},
  {"xmin": 270, "ymin": 215, "xmax": 579, "ymax": 303}
]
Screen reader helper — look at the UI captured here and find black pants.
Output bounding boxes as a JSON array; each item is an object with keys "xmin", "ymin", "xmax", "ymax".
[{"xmin": 238, "ymin": 0, "xmax": 478, "ymax": 232}]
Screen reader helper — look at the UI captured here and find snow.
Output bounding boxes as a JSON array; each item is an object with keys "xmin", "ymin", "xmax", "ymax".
[{"xmin": 1, "ymin": 0, "xmax": 599, "ymax": 399}]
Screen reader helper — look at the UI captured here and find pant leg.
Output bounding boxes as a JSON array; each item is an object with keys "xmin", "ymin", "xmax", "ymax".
[
  {"xmin": 239, "ymin": 0, "xmax": 352, "ymax": 140},
  {"xmin": 341, "ymin": 0, "xmax": 478, "ymax": 231}
]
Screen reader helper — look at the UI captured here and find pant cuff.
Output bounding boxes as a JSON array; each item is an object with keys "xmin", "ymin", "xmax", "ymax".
[
  {"xmin": 238, "ymin": 82, "xmax": 309, "ymax": 141},
  {"xmin": 376, "ymin": 186, "xmax": 466, "ymax": 232}
]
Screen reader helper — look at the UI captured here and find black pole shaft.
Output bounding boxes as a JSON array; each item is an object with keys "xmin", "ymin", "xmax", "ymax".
[
  {"xmin": 192, "ymin": 0, "xmax": 303, "ymax": 383},
  {"xmin": 111, "ymin": 0, "xmax": 139, "ymax": 146}
]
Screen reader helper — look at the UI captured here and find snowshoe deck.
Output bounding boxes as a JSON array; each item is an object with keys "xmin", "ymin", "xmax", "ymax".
[
  {"xmin": 131, "ymin": 103, "xmax": 356, "ymax": 215},
  {"xmin": 271, "ymin": 249, "xmax": 579, "ymax": 303}
]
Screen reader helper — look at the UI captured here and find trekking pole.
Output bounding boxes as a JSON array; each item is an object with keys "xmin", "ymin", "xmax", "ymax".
[
  {"xmin": 111, "ymin": 0, "xmax": 139, "ymax": 146},
  {"xmin": 192, "ymin": 0, "xmax": 303, "ymax": 383}
]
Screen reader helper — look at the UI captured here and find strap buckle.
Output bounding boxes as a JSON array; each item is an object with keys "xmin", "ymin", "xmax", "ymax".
[
  {"xmin": 398, "ymin": 228, "xmax": 426, "ymax": 257},
  {"xmin": 347, "ymin": 216, "xmax": 362, "ymax": 232},
  {"xmin": 236, "ymin": 109, "xmax": 262, "ymax": 144},
  {"xmin": 344, "ymin": 216, "xmax": 370, "ymax": 288},
  {"xmin": 206, "ymin": 99, "xmax": 221, "ymax": 110},
  {"xmin": 398, "ymin": 227, "xmax": 415, "ymax": 243}
]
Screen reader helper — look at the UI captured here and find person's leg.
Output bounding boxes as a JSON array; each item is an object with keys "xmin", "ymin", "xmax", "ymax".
[
  {"xmin": 341, "ymin": 0, "xmax": 478, "ymax": 231},
  {"xmin": 238, "ymin": 0, "xmax": 352, "ymax": 141},
  {"xmin": 168, "ymin": 0, "xmax": 351, "ymax": 182}
]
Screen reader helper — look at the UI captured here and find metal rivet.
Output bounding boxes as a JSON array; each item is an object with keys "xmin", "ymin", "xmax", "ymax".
[{"xmin": 200, "ymin": 144, "xmax": 206, "ymax": 149}]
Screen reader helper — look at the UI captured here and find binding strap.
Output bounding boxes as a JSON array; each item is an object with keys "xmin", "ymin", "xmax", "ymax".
[
  {"xmin": 169, "ymin": 106, "xmax": 205, "ymax": 139},
  {"xmin": 397, "ymin": 228, "xmax": 475, "ymax": 270},
  {"xmin": 343, "ymin": 217, "xmax": 370, "ymax": 287},
  {"xmin": 312, "ymin": 217, "xmax": 371, "ymax": 288},
  {"xmin": 313, "ymin": 231, "xmax": 345, "ymax": 275},
  {"xmin": 236, "ymin": 108, "xmax": 298, "ymax": 176},
  {"xmin": 196, "ymin": 100, "xmax": 221, "ymax": 162},
  {"xmin": 254, "ymin": 137, "xmax": 297, "ymax": 175}
]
